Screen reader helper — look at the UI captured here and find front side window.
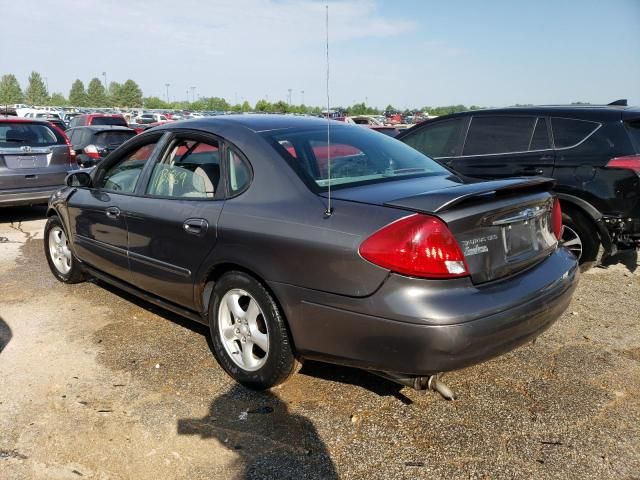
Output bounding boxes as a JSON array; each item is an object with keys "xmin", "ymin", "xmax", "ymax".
[
  {"xmin": 402, "ymin": 118, "xmax": 466, "ymax": 158},
  {"xmin": 551, "ymin": 118, "xmax": 600, "ymax": 149},
  {"xmin": 266, "ymin": 125, "xmax": 448, "ymax": 189},
  {"xmin": 98, "ymin": 140, "xmax": 158, "ymax": 193},
  {"xmin": 463, "ymin": 116, "xmax": 536, "ymax": 155},
  {"xmin": 146, "ymin": 139, "xmax": 220, "ymax": 198}
]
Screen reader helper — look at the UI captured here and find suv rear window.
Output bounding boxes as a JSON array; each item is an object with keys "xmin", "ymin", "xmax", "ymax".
[
  {"xmin": 91, "ymin": 116, "xmax": 128, "ymax": 127},
  {"xmin": 625, "ymin": 120, "xmax": 640, "ymax": 152},
  {"xmin": 95, "ymin": 131, "xmax": 136, "ymax": 147},
  {"xmin": 463, "ymin": 116, "xmax": 536, "ymax": 155},
  {"xmin": 265, "ymin": 126, "xmax": 448, "ymax": 189},
  {"xmin": 551, "ymin": 118, "xmax": 599, "ymax": 148},
  {"xmin": 0, "ymin": 122, "xmax": 64, "ymax": 148}
]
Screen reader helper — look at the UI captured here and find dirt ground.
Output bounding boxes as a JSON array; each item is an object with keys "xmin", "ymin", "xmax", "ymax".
[{"xmin": 1, "ymin": 206, "xmax": 639, "ymax": 480}]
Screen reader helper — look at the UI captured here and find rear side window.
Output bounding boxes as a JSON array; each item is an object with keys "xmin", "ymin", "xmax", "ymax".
[
  {"xmin": 625, "ymin": 120, "xmax": 640, "ymax": 152},
  {"xmin": 0, "ymin": 123, "xmax": 62, "ymax": 147},
  {"xmin": 403, "ymin": 118, "xmax": 466, "ymax": 157},
  {"xmin": 227, "ymin": 148, "xmax": 251, "ymax": 194},
  {"xmin": 551, "ymin": 118, "xmax": 599, "ymax": 148},
  {"xmin": 463, "ymin": 116, "xmax": 535, "ymax": 155},
  {"xmin": 95, "ymin": 131, "xmax": 136, "ymax": 147},
  {"xmin": 91, "ymin": 116, "xmax": 128, "ymax": 127}
]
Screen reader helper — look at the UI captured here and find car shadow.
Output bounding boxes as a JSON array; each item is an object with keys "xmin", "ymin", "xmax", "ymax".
[
  {"xmin": 0, "ymin": 205, "xmax": 48, "ymax": 223},
  {"xmin": 91, "ymin": 278, "xmax": 411, "ymax": 402},
  {"xmin": 0, "ymin": 317, "xmax": 12, "ymax": 354},
  {"xmin": 177, "ymin": 384, "xmax": 338, "ymax": 479},
  {"xmin": 601, "ymin": 248, "xmax": 638, "ymax": 273}
]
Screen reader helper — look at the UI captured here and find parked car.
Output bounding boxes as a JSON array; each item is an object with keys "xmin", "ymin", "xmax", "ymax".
[
  {"xmin": 397, "ymin": 102, "xmax": 640, "ymax": 268},
  {"xmin": 45, "ymin": 115, "xmax": 578, "ymax": 392},
  {"xmin": 66, "ymin": 126, "xmax": 137, "ymax": 167},
  {"xmin": 67, "ymin": 113, "xmax": 128, "ymax": 129},
  {"xmin": 136, "ymin": 113, "xmax": 170, "ymax": 124},
  {"xmin": 0, "ymin": 117, "xmax": 76, "ymax": 206}
]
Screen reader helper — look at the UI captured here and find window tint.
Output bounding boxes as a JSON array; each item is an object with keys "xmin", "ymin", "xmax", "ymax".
[
  {"xmin": 99, "ymin": 141, "xmax": 158, "ymax": 193},
  {"xmin": 463, "ymin": 116, "xmax": 536, "ymax": 155},
  {"xmin": 403, "ymin": 118, "xmax": 465, "ymax": 157},
  {"xmin": 146, "ymin": 139, "xmax": 220, "ymax": 198},
  {"xmin": 94, "ymin": 131, "xmax": 136, "ymax": 147},
  {"xmin": 529, "ymin": 118, "xmax": 550, "ymax": 150},
  {"xmin": 0, "ymin": 123, "xmax": 62, "ymax": 147},
  {"xmin": 551, "ymin": 118, "xmax": 599, "ymax": 148},
  {"xmin": 624, "ymin": 120, "xmax": 640, "ymax": 153},
  {"xmin": 91, "ymin": 116, "xmax": 128, "ymax": 127},
  {"xmin": 266, "ymin": 126, "xmax": 447, "ymax": 189},
  {"xmin": 227, "ymin": 148, "xmax": 251, "ymax": 194}
]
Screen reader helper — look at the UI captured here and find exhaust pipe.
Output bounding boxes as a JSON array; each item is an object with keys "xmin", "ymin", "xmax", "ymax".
[{"xmin": 368, "ymin": 371, "xmax": 456, "ymax": 400}]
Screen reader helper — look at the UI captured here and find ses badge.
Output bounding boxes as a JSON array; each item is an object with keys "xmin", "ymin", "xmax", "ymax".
[{"xmin": 460, "ymin": 234, "xmax": 499, "ymax": 256}]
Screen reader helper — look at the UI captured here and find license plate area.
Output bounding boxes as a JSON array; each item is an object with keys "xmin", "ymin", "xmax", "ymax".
[
  {"xmin": 6, "ymin": 155, "xmax": 48, "ymax": 169},
  {"xmin": 503, "ymin": 220, "xmax": 538, "ymax": 260}
]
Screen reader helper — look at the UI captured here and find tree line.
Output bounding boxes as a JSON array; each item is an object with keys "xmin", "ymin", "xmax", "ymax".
[{"xmin": 0, "ymin": 70, "xmax": 487, "ymax": 115}]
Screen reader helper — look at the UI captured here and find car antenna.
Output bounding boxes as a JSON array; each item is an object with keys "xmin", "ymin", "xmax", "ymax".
[{"xmin": 324, "ymin": 4, "xmax": 334, "ymax": 218}]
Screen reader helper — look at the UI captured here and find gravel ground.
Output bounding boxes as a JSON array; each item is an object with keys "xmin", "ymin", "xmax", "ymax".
[{"xmin": 0, "ymin": 206, "xmax": 639, "ymax": 480}]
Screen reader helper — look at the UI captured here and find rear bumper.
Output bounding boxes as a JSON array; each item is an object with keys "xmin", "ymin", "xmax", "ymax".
[
  {"xmin": 0, "ymin": 187, "xmax": 59, "ymax": 207},
  {"xmin": 270, "ymin": 247, "xmax": 579, "ymax": 375}
]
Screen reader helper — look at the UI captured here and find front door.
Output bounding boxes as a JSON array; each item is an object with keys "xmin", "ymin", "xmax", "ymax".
[
  {"xmin": 124, "ymin": 132, "xmax": 225, "ymax": 308},
  {"xmin": 67, "ymin": 133, "xmax": 164, "ymax": 280}
]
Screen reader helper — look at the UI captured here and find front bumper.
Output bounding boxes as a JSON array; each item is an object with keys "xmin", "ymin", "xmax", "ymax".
[
  {"xmin": 0, "ymin": 187, "xmax": 58, "ymax": 207},
  {"xmin": 270, "ymin": 247, "xmax": 579, "ymax": 375}
]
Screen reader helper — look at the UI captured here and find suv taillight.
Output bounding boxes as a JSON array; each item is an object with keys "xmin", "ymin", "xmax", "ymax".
[
  {"xmin": 50, "ymin": 124, "xmax": 76, "ymax": 164},
  {"xmin": 606, "ymin": 155, "xmax": 640, "ymax": 173},
  {"xmin": 552, "ymin": 198, "xmax": 562, "ymax": 240},
  {"xmin": 83, "ymin": 145, "xmax": 101, "ymax": 160},
  {"xmin": 359, "ymin": 214, "xmax": 468, "ymax": 279}
]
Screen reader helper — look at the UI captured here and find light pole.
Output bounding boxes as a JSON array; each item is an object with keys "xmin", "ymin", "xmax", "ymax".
[
  {"xmin": 287, "ymin": 88, "xmax": 292, "ymax": 106},
  {"xmin": 301, "ymin": 90, "xmax": 304, "ymax": 105},
  {"xmin": 165, "ymin": 83, "xmax": 170, "ymax": 103},
  {"xmin": 102, "ymin": 72, "xmax": 107, "ymax": 91},
  {"xmin": 44, "ymin": 77, "xmax": 49, "ymax": 94},
  {"xmin": 190, "ymin": 86, "xmax": 196, "ymax": 103}
]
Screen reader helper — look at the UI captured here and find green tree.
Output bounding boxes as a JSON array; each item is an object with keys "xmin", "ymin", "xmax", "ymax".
[
  {"xmin": 254, "ymin": 99, "xmax": 272, "ymax": 112},
  {"xmin": 143, "ymin": 96, "xmax": 168, "ymax": 109},
  {"xmin": 272, "ymin": 100, "xmax": 289, "ymax": 113},
  {"xmin": 25, "ymin": 71, "xmax": 48, "ymax": 105},
  {"xmin": 241, "ymin": 100, "xmax": 251, "ymax": 112},
  {"xmin": 118, "ymin": 79, "xmax": 143, "ymax": 107},
  {"xmin": 86, "ymin": 77, "xmax": 107, "ymax": 106},
  {"xmin": 108, "ymin": 81, "xmax": 122, "ymax": 106},
  {"xmin": 49, "ymin": 92, "xmax": 67, "ymax": 106},
  {"xmin": 201, "ymin": 96, "xmax": 230, "ymax": 111},
  {"xmin": 69, "ymin": 79, "xmax": 87, "ymax": 106},
  {"xmin": 0, "ymin": 74, "xmax": 24, "ymax": 104}
]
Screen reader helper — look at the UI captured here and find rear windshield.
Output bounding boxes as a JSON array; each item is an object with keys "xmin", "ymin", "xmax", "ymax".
[
  {"xmin": 0, "ymin": 122, "xmax": 64, "ymax": 148},
  {"xmin": 95, "ymin": 131, "xmax": 136, "ymax": 147},
  {"xmin": 625, "ymin": 120, "xmax": 640, "ymax": 152},
  {"xmin": 91, "ymin": 116, "xmax": 128, "ymax": 127},
  {"xmin": 264, "ymin": 125, "xmax": 448, "ymax": 190}
]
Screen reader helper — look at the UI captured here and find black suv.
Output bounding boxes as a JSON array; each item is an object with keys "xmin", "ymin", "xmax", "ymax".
[
  {"xmin": 398, "ymin": 102, "xmax": 640, "ymax": 268},
  {"xmin": 66, "ymin": 126, "xmax": 137, "ymax": 167}
]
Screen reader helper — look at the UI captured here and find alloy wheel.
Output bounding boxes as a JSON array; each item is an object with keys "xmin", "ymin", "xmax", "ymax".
[
  {"xmin": 48, "ymin": 226, "xmax": 72, "ymax": 274},
  {"xmin": 561, "ymin": 225, "xmax": 583, "ymax": 260},
  {"xmin": 217, "ymin": 288, "xmax": 269, "ymax": 372}
]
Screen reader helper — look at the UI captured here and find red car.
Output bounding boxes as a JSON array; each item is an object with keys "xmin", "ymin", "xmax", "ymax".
[{"xmin": 68, "ymin": 114, "xmax": 128, "ymax": 129}]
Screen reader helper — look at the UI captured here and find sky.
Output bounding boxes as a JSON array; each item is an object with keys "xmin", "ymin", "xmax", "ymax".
[{"xmin": 1, "ymin": 0, "xmax": 639, "ymax": 109}]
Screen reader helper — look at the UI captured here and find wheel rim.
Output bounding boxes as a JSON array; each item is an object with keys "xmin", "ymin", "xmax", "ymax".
[
  {"xmin": 48, "ymin": 226, "xmax": 72, "ymax": 274},
  {"xmin": 561, "ymin": 225, "xmax": 583, "ymax": 260},
  {"xmin": 217, "ymin": 289, "xmax": 269, "ymax": 372}
]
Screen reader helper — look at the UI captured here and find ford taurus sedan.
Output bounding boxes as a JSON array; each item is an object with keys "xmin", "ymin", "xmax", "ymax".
[{"xmin": 45, "ymin": 115, "xmax": 579, "ymax": 393}]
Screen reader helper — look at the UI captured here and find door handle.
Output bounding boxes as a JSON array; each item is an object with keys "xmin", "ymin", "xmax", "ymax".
[
  {"xmin": 183, "ymin": 218, "xmax": 208, "ymax": 236},
  {"xmin": 517, "ymin": 168, "xmax": 544, "ymax": 176},
  {"xmin": 105, "ymin": 207, "xmax": 121, "ymax": 219}
]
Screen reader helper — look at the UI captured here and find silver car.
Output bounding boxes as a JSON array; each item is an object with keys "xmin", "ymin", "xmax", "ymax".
[{"xmin": 0, "ymin": 117, "xmax": 77, "ymax": 206}]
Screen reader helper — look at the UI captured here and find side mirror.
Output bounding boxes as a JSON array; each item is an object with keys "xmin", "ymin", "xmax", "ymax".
[{"xmin": 65, "ymin": 171, "xmax": 92, "ymax": 188}]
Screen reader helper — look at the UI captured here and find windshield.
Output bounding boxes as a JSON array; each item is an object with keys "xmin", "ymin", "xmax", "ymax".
[{"xmin": 265, "ymin": 125, "xmax": 448, "ymax": 190}]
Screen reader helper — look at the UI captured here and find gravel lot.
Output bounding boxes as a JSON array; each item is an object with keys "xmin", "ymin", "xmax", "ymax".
[{"xmin": 1, "ymin": 206, "xmax": 639, "ymax": 480}]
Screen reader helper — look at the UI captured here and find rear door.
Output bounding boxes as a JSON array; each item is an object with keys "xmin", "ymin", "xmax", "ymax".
[
  {"xmin": 67, "ymin": 132, "xmax": 165, "ymax": 280},
  {"xmin": 450, "ymin": 116, "xmax": 555, "ymax": 179},
  {"xmin": 0, "ymin": 121, "xmax": 72, "ymax": 191},
  {"xmin": 124, "ymin": 131, "xmax": 229, "ymax": 308},
  {"xmin": 400, "ymin": 117, "xmax": 468, "ymax": 166}
]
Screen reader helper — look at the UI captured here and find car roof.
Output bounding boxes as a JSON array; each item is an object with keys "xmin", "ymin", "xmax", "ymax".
[
  {"xmin": 0, "ymin": 116, "xmax": 58, "ymax": 125},
  {"xmin": 153, "ymin": 114, "xmax": 340, "ymax": 134},
  {"xmin": 425, "ymin": 104, "xmax": 640, "ymax": 122}
]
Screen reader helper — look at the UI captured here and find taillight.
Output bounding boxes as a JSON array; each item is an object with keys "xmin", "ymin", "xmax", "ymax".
[
  {"xmin": 83, "ymin": 145, "xmax": 101, "ymax": 160},
  {"xmin": 552, "ymin": 198, "xmax": 562, "ymax": 240},
  {"xmin": 606, "ymin": 155, "xmax": 640, "ymax": 173},
  {"xmin": 359, "ymin": 214, "xmax": 468, "ymax": 279},
  {"xmin": 50, "ymin": 123, "xmax": 76, "ymax": 164}
]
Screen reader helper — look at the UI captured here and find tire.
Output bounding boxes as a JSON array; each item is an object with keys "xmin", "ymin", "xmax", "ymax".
[
  {"xmin": 44, "ymin": 215, "xmax": 85, "ymax": 284},
  {"xmin": 209, "ymin": 271, "xmax": 301, "ymax": 389},
  {"xmin": 561, "ymin": 210, "xmax": 599, "ymax": 271}
]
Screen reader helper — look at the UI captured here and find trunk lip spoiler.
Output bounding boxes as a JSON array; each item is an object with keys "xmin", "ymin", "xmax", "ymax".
[{"xmin": 384, "ymin": 177, "xmax": 556, "ymax": 214}]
